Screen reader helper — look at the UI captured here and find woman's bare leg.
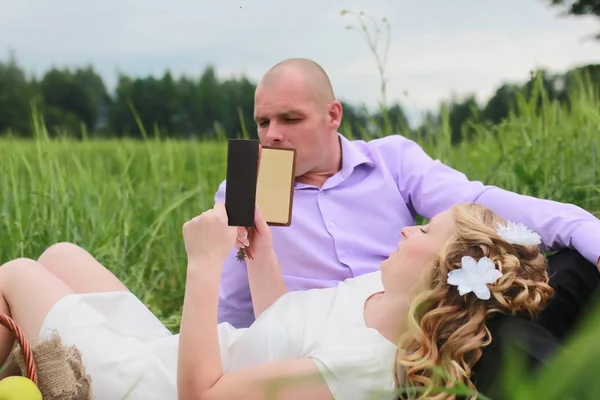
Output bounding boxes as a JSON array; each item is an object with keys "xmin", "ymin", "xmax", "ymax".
[
  {"xmin": 0, "ymin": 258, "xmax": 74, "ymax": 367},
  {"xmin": 37, "ymin": 242, "xmax": 128, "ymax": 294}
]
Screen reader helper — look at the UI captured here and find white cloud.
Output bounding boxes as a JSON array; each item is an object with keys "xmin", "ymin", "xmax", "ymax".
[{"xmin": 1, "ymin": 0, "xmax": 598, "ymax": 126}]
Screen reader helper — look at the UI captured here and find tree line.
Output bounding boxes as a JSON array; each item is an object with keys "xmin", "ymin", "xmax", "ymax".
[
  {"xmin": 547, "ymin": 0, "xmax": 600, "ymax": 40},
  {"xmin": 0, "ymin": 51, "xmax": 599, "ymax": 143},
  {"xmin": 2, "ymin": 0, "xmax": 599, "ymax": 142}
]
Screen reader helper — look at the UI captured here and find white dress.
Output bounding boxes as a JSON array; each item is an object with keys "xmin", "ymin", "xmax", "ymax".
[{"xmin": 38, "ymin": 271, "xmax": 399, "ymax": 400}]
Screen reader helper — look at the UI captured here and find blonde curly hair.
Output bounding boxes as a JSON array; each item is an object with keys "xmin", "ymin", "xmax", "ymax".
[{"xmin": 395, "ymin": 203, "xmax": 555, "ymax": 399}]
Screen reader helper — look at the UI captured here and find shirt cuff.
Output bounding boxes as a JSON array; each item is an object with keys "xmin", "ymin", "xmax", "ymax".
[{"xmin": 570, "ymin": 220, "xmax": 600, "ymax": 268}]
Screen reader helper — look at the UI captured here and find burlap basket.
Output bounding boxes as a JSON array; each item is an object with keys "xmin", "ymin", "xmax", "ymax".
[{"xmin": 0, "ymin": 313, "xmax": 93, "ymax": 400}]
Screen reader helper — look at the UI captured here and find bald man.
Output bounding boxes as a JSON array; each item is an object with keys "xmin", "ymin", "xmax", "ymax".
[
  {"xmin": 253, "ymin": 58, "xmax": 341, "ymax": 186},
  {"xmin": 213, "ymin": 58, "xmax": 600, "ymax": 335}
]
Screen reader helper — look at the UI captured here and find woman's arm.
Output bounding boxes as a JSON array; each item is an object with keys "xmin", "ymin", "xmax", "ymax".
[
  {"xmin": 237, "ymin": 206, "xmax": 289, "ymax": 319},
  {"xmin": 197, "ymin": 358, "xmax": 333, "ymax": 400},
  {"xmin": 177, "ymin": 203, "xmax": 334, "ymax": 400},
  {"xmin": 177, "ymin": 256, "xmax": 224, "ymax": 397},
  {"xmin": 177, "ymin": 255, "xmax": 332, "ymax": 400},
  {"xmin": 246, "ymin": 249, "xmax": 288, "ymax": 319}
]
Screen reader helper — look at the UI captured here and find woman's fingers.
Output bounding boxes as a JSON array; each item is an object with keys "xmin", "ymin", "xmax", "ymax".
[
  {"xmin": 236, "ymin": 238, "xmax": 249, "ymax": 250},
  {"xmin": 237, "ymin": 227, "xmax": 250, "ymax": 247},
  {"xmin": 254, "ymin": 205, "xmax": 269, "ymax": 231}
]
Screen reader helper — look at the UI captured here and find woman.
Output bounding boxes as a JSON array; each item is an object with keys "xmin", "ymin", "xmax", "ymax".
[{"xmin": 0, "ymin": 202, "xmax": 554, "ymax": 400}]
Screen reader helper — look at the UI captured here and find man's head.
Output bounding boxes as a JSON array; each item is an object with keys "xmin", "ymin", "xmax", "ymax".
[{"xmin": 254, "ymin": 58, "xmax": 343, "ymax": 180}]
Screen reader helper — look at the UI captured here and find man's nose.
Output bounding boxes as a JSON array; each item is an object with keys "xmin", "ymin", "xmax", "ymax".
[{"xmin": 263, "ymin": 125, "xmax": 284, "ymax": 145}]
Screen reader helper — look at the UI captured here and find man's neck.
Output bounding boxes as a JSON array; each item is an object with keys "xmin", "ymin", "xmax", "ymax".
[{"xmin": 296, "ymin": 135, "xmax": 342, "ymax": 188}]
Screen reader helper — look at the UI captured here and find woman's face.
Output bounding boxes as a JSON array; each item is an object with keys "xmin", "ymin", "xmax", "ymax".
[{"xmin": 380, "ymin": 209, "xmax": 456, "ymax": 294}]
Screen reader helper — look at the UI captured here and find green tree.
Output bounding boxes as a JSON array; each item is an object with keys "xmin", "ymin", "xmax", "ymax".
[
  {"xmin": 338, "ymin": 101, "xmax": 369, "ymax": 138},
  {"xmin": 108, "ymin": 74, "xmax": 136, "ymax": 137},
  {"xmin": 220, "ymin": 76, "xmax": 257, "ymax": 139},
  {"xmin": 482, "ymin": 83, "xmax": 520, "ymax": 125},
  {"xmin": 562, "ymin": 64, "xmax": 600, "ymax": 93},
  {"xmin": 0, "ymin": 52, "xmax": 39, "ymax": 136},
  {"xmin": 72, "ymin": 66, "xmax": 112, "ymax": 132},
  {"xmin": 442, "ymin": 94, "xmax": 481, "ymax": 144},
  {"xmin": 197, "ymin": 65, "xmax": 226, "ymax": 138},
  {"xmin": 548, "ymin": 0, "xmax": 600, "ymax": 17},
  {"xmin": 40, "ymin": 67, "xmax": 99, "ymax": 136},
  {"xmin": 547, "ymin": 0, "xmax": 600, "ymax": 39}
]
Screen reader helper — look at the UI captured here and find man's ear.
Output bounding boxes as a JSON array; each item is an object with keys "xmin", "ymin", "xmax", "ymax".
[{"xmin": 328, "ymin": 100, "xmax": 343, "ymax": 130}]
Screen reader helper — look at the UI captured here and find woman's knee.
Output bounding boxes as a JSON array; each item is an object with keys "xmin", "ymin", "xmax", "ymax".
[
  {"xmin": 0, "ymin": 258, "xmax": 53, "ymax": 288},
  {"xmin": 36, "ymin": 242, "xmax": 128, "ymax": 294},
  {"xmin": 1, "ymin": 257, "xmax": 41, "ymax": 271},
  {"xmin": 0, "ymin": 258, "xmax": 74, "ymax": 342},
  {"xmin": 38, "ymin": 242, "xmax": 86, "ymax": 266}
]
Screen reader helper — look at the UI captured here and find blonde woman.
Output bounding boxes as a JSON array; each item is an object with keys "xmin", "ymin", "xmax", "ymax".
[{"xmin": 0, "ymin": 202, "xmax": 557, "ymax": 399}]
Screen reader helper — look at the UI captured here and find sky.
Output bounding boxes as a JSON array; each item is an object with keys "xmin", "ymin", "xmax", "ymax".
[{"xmin": 1, "ymin": 0, "xmax": 599, "ymax": 125}]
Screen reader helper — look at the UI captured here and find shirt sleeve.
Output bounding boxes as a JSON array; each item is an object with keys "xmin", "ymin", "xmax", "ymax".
[
  {"xmin": 214, "ymin": 180, "xmax": 256, "ymax": 328},
  {"xmin": 307, "ymin": 343, "xmax": 398, "ymax": 400},
  {"xmin": 392, "ymin": 135, "xmax": 600, "ymax": 267}
]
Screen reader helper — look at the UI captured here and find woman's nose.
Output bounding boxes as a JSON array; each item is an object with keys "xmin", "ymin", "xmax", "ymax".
[
  {"xmin": 401, "ymin": 226, "xmax": 411, "ymax": 239},
  {"xmin": 402, "ymin": 225, "xmax": 420, "ymax": 238}
]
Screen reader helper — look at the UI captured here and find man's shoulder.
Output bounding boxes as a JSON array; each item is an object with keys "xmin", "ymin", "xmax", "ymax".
[
  {"xmin": 345, "ymin": 133, "xmax": 423, "ymax": 163},
  {"xmin": 350, "ymin": 133, "xmax": 420, "ymax": 149}
]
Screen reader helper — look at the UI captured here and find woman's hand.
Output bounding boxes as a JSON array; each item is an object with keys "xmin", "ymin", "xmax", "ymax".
[
  {"xmin": 182, "ymin": 202, "xmax": 238, "ymax": 263},
  {"xmin": 235, "ymin": 205, "xmax": 273, "ymax": 262}
]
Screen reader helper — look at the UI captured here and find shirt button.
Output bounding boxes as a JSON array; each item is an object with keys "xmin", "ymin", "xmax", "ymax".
[
  {"xmin": 320, "ymin": 191, "xmax": 325, "ymax": 195},
  {"xmin": 329, "ymin": 221, "xmax": 336, "ymax": 227}
]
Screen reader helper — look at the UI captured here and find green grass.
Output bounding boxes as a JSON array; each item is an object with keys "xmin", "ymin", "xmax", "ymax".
[
  {"xmin": 1, "ymin": 67, "xmax": 600, "ymax": 399},
  {"xmin": 0, "ymin": 135, "xmax": 229, "ymax": 330}
]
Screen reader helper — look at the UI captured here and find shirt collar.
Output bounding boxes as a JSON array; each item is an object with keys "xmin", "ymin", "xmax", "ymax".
[
  {"xmin": 337, "ymin": 132, "xmax": 375, "ymax": 179},
  {"xmin": 295, "ymin": 133, "xmax": 375, "ymax": 189}
]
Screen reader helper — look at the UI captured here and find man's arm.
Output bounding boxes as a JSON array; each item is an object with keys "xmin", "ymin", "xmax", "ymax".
[{"xmin": 392, "ymin": 136, "xmax": 600, "ymax": 269}]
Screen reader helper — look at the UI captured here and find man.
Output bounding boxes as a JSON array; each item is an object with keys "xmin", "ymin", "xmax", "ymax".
[{"xmin": 214, "ymin": 58, "xmax": 600, "ymax": 335}]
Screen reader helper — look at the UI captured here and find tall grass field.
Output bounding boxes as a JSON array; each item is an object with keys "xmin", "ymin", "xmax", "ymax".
[{"xmin": 1, "ymin": 74, "xmax": 600, "ymax": 398}]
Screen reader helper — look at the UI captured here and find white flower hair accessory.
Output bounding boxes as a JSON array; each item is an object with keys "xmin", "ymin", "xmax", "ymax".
[
  {"xmin": 496, "ymin": 221, "xmax": 541, "ymax": 246},
  {"xmin": 447, "ymin": 256, "xmax": 502, "ymax": 300}
]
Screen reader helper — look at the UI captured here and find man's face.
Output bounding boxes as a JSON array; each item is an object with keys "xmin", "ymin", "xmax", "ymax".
[{"xmin": 253, "ymin": 72, "xmax": 334, "ymax": 177}]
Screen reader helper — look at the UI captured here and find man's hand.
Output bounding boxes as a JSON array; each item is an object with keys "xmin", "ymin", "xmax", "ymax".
[{"xmin": 182, "ymin": 202, "xmax": 238, "ymax": 263}]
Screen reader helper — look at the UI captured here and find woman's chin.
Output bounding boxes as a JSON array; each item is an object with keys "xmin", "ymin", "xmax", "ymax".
[{"xmin": 379, "ymin": 258, "xmax": 392, "ymax": 272}]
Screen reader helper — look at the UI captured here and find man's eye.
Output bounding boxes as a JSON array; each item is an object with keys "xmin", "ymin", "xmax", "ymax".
[{"xmin": 420, "ymin": 228, "xmax": 427, "ymax": 234}]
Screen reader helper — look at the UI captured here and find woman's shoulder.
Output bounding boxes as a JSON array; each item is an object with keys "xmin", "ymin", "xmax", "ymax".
[
  {"xmin": 270, "ymin": 270, "xmax": 383, "ymax": 308},
  {"xmin": 342, "ymin": 271, "xmax": 384, "ymax": 292}
]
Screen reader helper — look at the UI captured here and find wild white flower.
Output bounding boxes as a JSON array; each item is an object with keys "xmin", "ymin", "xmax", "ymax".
[
  {"xmin": 496, "ymin": 221, "xmax": 542, "ymax": 246},
  {"xmin": 447, "ymin": 256, "xmax": 502, "ymax": 300}
]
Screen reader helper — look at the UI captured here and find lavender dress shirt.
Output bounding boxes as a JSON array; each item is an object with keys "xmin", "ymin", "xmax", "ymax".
[{"xmin": 214, "ymin": 133, "xmax": 600, "ymax": 328}]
